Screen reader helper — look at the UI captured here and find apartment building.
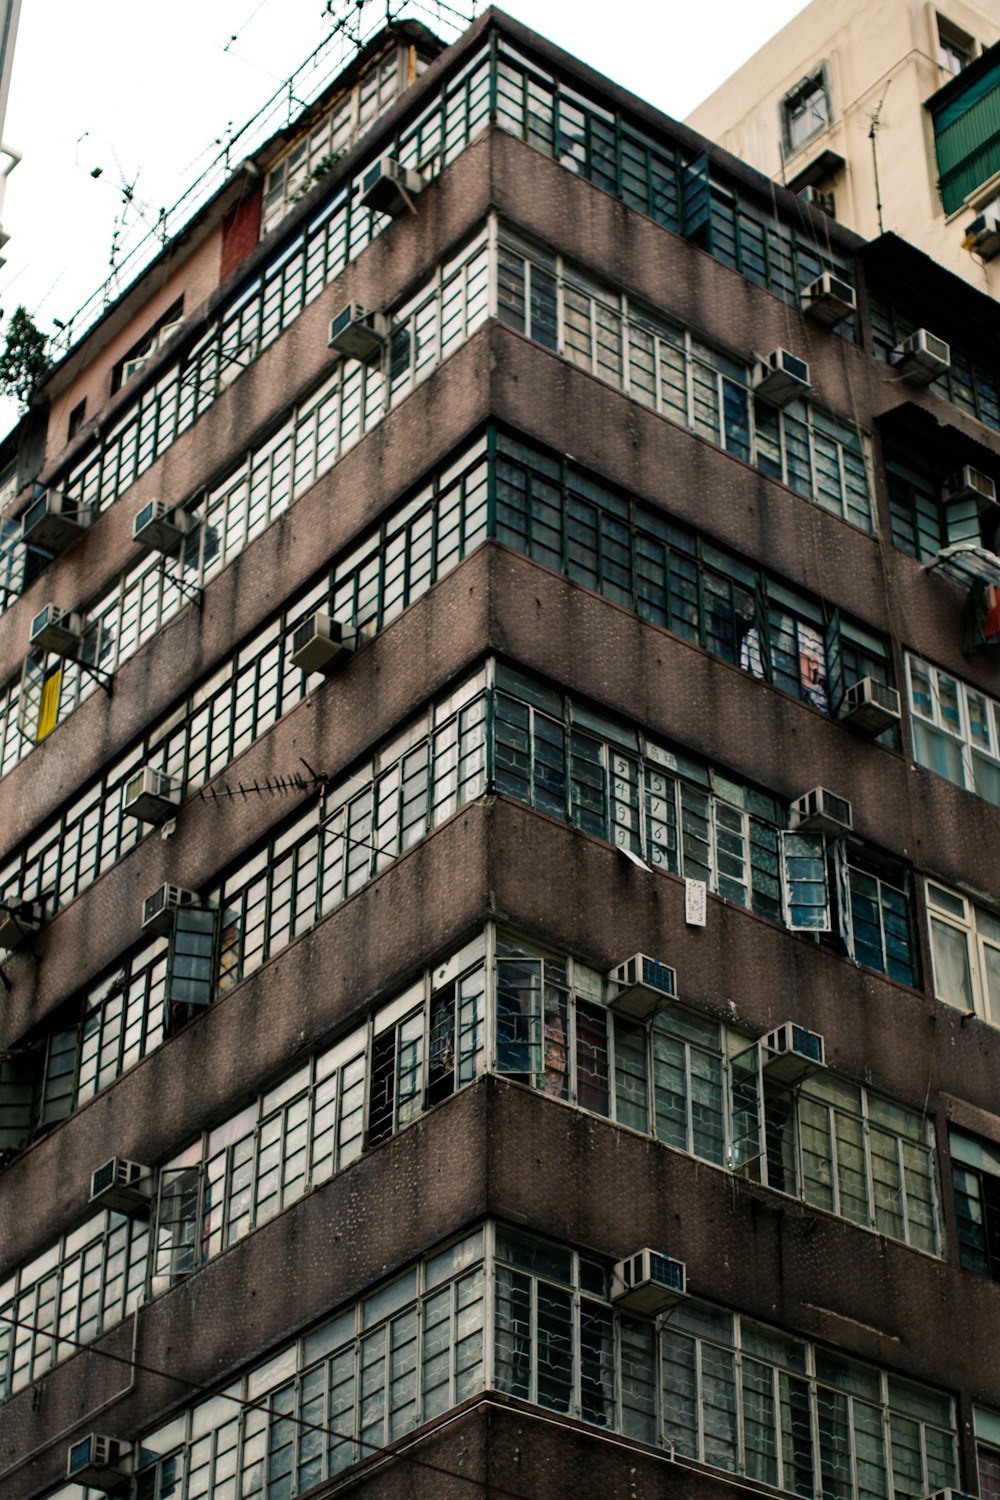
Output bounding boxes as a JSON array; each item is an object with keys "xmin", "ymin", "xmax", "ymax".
[
  {"xmin": 1, "ymin": 7, "xmax": 1000, "ymax": 1499},
  {"xmin": 688, "ymin": 0, "xmax": 1000, "ymax": 292}
]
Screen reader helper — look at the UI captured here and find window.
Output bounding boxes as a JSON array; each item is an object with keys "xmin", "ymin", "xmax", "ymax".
[
  {"xmin": 976, "ymin": 1407, "xmax": 1000, "ymax": 1500},
  {"xmin": 493, "ymin": 933, "xmax": 932, "ymax": 1249},
  {"xmin": 111, "ymin": 298, "xmax": 184, "ymax": 394},
  {"xmin": 783, "ymin": 71, "xmax": 830, "ymax": 155},
  {"xmin": 926, "ymin": 881, "xmax": 1000, "ymax": 1023},
  {"xmin": 0, "ymin": 1210, "xmax": 148, "ymax": 1401},
  {"xmin": 67, "ymin": 399, "xmax": 86, "ymax": 439},
  {"xmin": 496, "ymin": 227, "xmax": 873, "ymax": 530},
  {"xmin": 938, "ymin": 17, "xmax": 975, "ymax": 75},
  {"xmin": 906, "ymin": 653, "xmax": 1000, "ymax": 806},
  {"xmin": 731, "ymin": 1047, "xmax": 938, "ymax": 1251},
  {"xmin": 951, "ymin": 1129, "xmax": 1000, "ymax": 1278}
]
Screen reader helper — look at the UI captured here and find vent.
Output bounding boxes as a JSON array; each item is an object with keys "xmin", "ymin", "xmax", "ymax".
[
  {"xmin": 29, "ymin": 603, "xmax": 85, "ymax": 657},
  {"xmin": 607, "ymin": 953, "xmax": 677, "ymax": 1020},
  {"xmin": 66, "ymin": 1434, "xmax": 131, "ymax": 1490},
  {"xmin": 762, "ymin": 1022, "xmax": 825, "ymax": 1084},
  {"xmin": 611, "ymin": 1249, "xmax": 687, "ymax": 1316},
  {"xmin": 90, "ymin": 1157, "xmax": 153, "ymax": 1216},
  {"xmin": 290, "ymin": 612, "xmax": 354, "ymax": 674},
  {"xmin": 21, "ymin": 490, "xmax": 92, "ymax": 554},
  {"xmin": 133, "ymin": 500, "xmax": 195, "ymax": 554},
  {"xmin": 751, "ymin": 348, "xmax": 810, "ymax": 407},
  {"xmin": 802, "ymin": 271, "xmax": 855, "ymax": 327},
  {"xmin": 0, "ymin": 900, "xmax": 43, "ymax": 951},
  {"xmin": 790, "ymin": 787, "xmax": 853, "ymax": 835},
  {"xmin": 142, "ymin": 883, "xmax": 197, "ymax": 935},
  {"xmin": 123, "ymin": 767, "xmax": 182, "ymax": 825},
  {"xmin": 328, "ymin": 303, "xmax": 389, "ymax": 360},
  {"xmin": 890, "ymin": 329, "xmax": 950, "ymax": 385},
  {"xmin": 839, "ymin": 677, "xmax": 901, "ymax": 737},
  {"xmin": 358, "ymin": 156, "xmax": 425, "ymax": 215}
]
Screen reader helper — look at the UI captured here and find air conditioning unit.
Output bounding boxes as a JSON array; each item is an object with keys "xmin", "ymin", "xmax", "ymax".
[
  {"xmin": 838, "ymin": 676, "xmax": 901, "ymax": 737},
  {"xmin": 799, "ymin": 185, "xmax": 835, "ymax": 218},
  {"xmin": 751, "ymin": 348, "xmax": 810, "ymax": 407},
  {"xmin": 607, "ymin": 953, "xmax": 677, "ymax": 1020},
  {"xmin": 132, "ymin": 499, "xmax": 195, "ymax": 554},
  {"xmin": 90, "ymin": 1157, "xmax": 153, "ymax": 1216},
  {"xmin": 20, "ymin": 489, "xmax": 92, "ymax": 553},
  {"xmin": 66, "ymin": 1434, "xmax": 132, "ymax": 1490},
  {"xmin": 762, "ymin": 1022, "xmax": 825, "ymax": 1084},
  {"xmin": 123, "ymin": 766, "xmax": 181, "ymax": 825},
  {"xmin": 328, "ymin": 302, "xmax": 389, "ymax": 360},
  {"xmin": 0, "ymin": 900, "xmax": 43, "ymax": 950},
  {"xmin": 359, "ymin": 155, "xmax": 425, "ymax": 215},
  {"xmin": 290, "ymin": 611, "xmax": 354, "ymax": 674},
  {"xmin": 29, "ymin": 603, "xmax": 84, "ymax": 657},
  {"xmin": 942, "ymin": 466, "xmax": 997, "ymax": 509},
  {"xmin": 964, "ymin": 206, "xmax": 1000, "ymax": 260},
  {"xmin": 790, "ymin": 787, "xmax": 853, "ymax": 836},
  {"xmin": 142, "ymin": 883, "xmax": 197, "ymax": 935},
  {"xmin": 802, "ymin": 271, "xmax": 855, "ymax": 327},
  {"xmin": 890, "ymin": 329, "xmax": 950, "ymax": 385},
  {"xmin": 611, "ymin": 1249, "xmax": 687, "ymax": 1316}
]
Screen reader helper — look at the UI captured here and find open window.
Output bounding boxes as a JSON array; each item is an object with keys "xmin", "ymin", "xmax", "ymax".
[
  {"xmin": 111, "ymin": 298, "xmax": 184, "ymax": 394},
  {"xmin": 782, "ymin": 70, "xmax": 830, "ymax": 156},
  {"xmin": 164, "ymin": 905, "xmax": 220, "ymax": 1035}
]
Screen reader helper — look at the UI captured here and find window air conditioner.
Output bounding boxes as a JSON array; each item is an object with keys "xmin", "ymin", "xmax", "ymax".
[
  {"xmin": 142, "ymin": 883, "xmax": 197, "ymax": 935},
  {"xmin": 751, "ymin": 348, "xmax": 810, "ymax": 407},
  {"xmin": 29, "ymin": 603, "xmax": 85, "ymax": 657},
  {"xmin": 942, "ymin": 466, "xmax": 997, "ymax": 509},
  {"xmin": 790, "ymin": 786, "xmax": 853, "ymax": 836},
  {"xmin": 0, "ymin": 900, "xmax": 42, "ymax": 950},
  {"xmin": 762, "ymin": 1022, "xmax": 825, "ymax": 1084},
  {"xmin": 964, "ymin": 205, "xmax": 1000, "ymax": 260},
  {"xmin": 290, "ymin": 611, "xmax": 354, "ymax": 674},
  {"xmin": 66, "ymin": 1434, "xmax": 132, "ymax": 1490},
  {"xmin": 611, "ymin": 1249, "xmax": 687, "ymax": 1316},
  {"xmin": 890, "ymin": 329, "xmax": 950, "ymax": 385},
  {"xmin": 802, "ymin": 271, "xmax": 855, "ymax": 327},
  {"xmin": 132, "ymin": 499, "xmax": 195, "ymax": 554},
  {"xmin": 123, "ymin": 766, "xmax": 182, "ymax": 825},
  {"xmin": 607, "ymin": 953, "xmax": 677, "ymax": 1020},
  {"xmin": 20, "ymin": 489, "xmax": 92, "ymax": 554},
  {"xmin": 798, "ymin": 185, "xmax": 835, "ymax": 218},
  {"xmin": 359, "ymin": 155, "xmax": 425, "ymax": 215},
  {"xmin": 328, "ymin": 303, "xmax": 389, "ymax": 360},
  {"xmin": 838, "ymin": 676, "xmax": 901, "ymax": 737},
  {"xmin": 90, "ymin": 1157, "xmax": 153, "ymax": 1216}
]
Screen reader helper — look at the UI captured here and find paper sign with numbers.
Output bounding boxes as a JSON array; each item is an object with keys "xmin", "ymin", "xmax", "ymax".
[{"xmin": 685, "ymin": 878, "xmax": 707, "ymax": 926}]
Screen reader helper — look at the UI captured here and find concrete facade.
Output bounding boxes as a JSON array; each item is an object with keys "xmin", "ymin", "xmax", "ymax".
[{"xmin": 1, "ymin": 9, "xmax": 1000, "ymax": 1500}]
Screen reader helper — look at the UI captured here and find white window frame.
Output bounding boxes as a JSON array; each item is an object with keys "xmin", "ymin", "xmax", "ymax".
[
  {"xmin": 926, "ymin": 879, "xmax": 1000, "ymax": 1025},
  {"xmin": 906, "ymin": 652, "xmax": 1000, "ymax": 799}
]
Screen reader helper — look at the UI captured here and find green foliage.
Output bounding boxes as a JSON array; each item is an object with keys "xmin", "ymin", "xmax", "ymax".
[{"xmin": 0, "ymin": 307, "xmax": 49, "ymax": 408}]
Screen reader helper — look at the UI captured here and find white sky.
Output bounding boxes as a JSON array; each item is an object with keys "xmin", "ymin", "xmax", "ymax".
[{"xmin": 0, "ymin": 0, "xmax": 809, "ymax": 440}]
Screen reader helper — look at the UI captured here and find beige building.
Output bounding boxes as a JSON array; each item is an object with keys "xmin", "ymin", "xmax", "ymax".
[{"xmin": 688, "ymin": 0, "xmax": 1000, "ymax": 291}]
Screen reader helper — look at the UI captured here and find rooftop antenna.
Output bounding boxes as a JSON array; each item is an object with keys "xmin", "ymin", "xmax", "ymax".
[
  {"xmin": 198, "ymin": 758, "xmax": 331, "ymax": 803},
  {"xmin": 867, "ymin": 80, "xmax": 891, "ymax": 236}
]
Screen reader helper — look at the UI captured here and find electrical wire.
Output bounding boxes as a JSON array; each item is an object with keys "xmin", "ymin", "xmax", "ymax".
[{"xmin": 0, "ymin": 1306, "xmax": 536, "ymax": 1500}]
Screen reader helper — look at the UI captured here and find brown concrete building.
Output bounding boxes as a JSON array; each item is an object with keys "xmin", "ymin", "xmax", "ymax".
[{"xmin": 1, "ymin": 8, "xmax": 1000, "ymax": 1500}]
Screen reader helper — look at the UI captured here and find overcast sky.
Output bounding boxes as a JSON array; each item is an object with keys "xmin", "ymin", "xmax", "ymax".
[{"xmin": 0, "ymin": 0, "xmax": 809, "ymax": 439}]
